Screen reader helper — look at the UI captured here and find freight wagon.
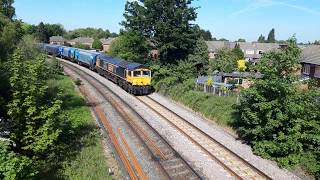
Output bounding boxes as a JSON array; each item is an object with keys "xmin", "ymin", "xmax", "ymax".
[{"xmin": 75, "ymin": 50, "xmax": 100, "ymax": 70}]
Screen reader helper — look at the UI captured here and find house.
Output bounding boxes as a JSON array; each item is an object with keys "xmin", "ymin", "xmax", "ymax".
[
  {"xmin": 206, "ymin": 41, "xmax": 230, "ymax": 59},
  {"xmin": 231, "ymin": 42, "xmax": 279, "ymax": 63},
  {"xmin": 100, "ymin": 38, "xmax": 116, "ymax": 52},
  {"xmin": 300, "ymin": 45, "xmax": 320, "ymax": 83},
  {"xmin": 49, "ymin": 36, "xmax": 65, "ymax": 45},
  {"xmin": 69, "ymin": 37, "xmax": 94, "ymax": 48},
  {"xmin": 206, "ymin": 41, "xmax": 279, "ymax": 62}
]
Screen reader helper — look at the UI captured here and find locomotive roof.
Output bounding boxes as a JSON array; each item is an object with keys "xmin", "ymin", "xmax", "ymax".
[{"xmin": 98, "ymin": 54, "xmax": 148, "ymax": 70}]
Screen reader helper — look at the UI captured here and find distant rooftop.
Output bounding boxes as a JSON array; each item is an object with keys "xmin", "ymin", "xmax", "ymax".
[{"xmin": 301, "ymin": 45, "xmax": 320, "ymax": 65}]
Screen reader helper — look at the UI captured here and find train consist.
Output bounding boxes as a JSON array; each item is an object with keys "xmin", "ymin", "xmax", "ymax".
[{"xmin": 42, "ymin": 44, "xmax": 152, "ymax": 95}]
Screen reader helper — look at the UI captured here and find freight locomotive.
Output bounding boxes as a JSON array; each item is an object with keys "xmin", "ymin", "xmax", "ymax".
[{"xmin": 42, "ymin": 44, "xmax": 152, "ymax": 95}]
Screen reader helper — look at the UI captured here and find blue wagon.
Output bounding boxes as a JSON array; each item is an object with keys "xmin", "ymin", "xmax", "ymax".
[
  {"xmin": 75, "ymin": 50, "xmax": 100, "ymax": 70},
  {"xmin": 45, "ymin": 44, "xmax": 61, "ymax": 55}
]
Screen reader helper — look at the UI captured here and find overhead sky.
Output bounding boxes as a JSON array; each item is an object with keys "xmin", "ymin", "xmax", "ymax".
[{"xmin": 14, "ymin": 0, "xmax": 320, "ymax": 42}]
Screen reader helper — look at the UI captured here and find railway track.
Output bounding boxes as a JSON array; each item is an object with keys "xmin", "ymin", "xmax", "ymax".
[
  {"xmin": 137, "ymin": 95, "xmax": 272, "ymax": 180},
  {"xmin": 60, "ymin": 60, "xmax": 201, "ymax": 180}
]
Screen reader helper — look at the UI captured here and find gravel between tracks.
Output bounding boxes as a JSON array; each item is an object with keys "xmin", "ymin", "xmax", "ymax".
[
  {"xmin": 60, "ymin": 59, "xmax": 300, "ymax": 180},
  {"xmin": 63, "ymin": 64, "xmax": 167, "ymax": 179},
  {"xmin": 149, "ymin": 93, "xmax": 301, "ymax": 180}
]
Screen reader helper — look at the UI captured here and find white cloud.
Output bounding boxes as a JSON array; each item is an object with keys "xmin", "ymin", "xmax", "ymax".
[{"xmin": 229, "ymin": 0, "xmax": 320, "ymax": 17}]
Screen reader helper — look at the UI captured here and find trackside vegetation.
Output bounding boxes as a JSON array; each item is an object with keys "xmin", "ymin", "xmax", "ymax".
[
  {"xmin": 0, "ymin": 1, "xmax": 111, "ymax": 179},
  {"xmin": 110, "ymin": 0, "xmax": 320, "ymax": 178}
]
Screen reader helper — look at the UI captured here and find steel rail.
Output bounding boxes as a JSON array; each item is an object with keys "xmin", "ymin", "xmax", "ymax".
[
  {"xmin": 75, "ymin": 81, "xmax": 139, "ymax": 180},
  {"xmin": 59, "ymin": 59, "xmax": 201, "ymax": 179},
  {"xmin": 138, "ymin": 95, "xmax": 272, "ymax": 180}
]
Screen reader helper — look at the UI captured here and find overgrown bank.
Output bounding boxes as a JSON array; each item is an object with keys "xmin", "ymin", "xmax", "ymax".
[
  {"xmin": 42, "ymin": 74, "xmax": 111, "ymax": 180},
  {"xmin": 155, "ymin": 79, "xmax": 237, "ymax": 127}
]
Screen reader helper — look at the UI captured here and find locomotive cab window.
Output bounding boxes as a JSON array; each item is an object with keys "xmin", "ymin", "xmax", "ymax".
[
  {"xmin": 133, "ymin": 71, "xmax": 142, "ymax": 77},
  {"xmin": 127, "ymin": 71, "xmax": 132, "ymax": 77},
  {"xmin": 143, "ymin": 71, "xmax": 151, "ymax": 77}
]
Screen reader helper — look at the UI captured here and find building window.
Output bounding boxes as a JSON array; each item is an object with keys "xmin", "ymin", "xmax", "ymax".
[
  {"xmin": 246, "ymin": 50, "xmax": 254, "ymax": 55},
  {"xmin": 314, "ymin": 66, "xmax": 320, "ymax": 78},
  {"xmin": 303, "ymin": 64, "xmax": 310, "ymax": 75}
]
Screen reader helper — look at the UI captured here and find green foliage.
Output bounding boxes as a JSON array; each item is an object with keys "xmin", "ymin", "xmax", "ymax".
[
  {"xmin": 109, "ymin": 30, "xmax": 149, "ymax": 64},
  {"xmin": 237, "ymin": 38, "xmax": 246, "ymax": 42},
  {"xmin": 258, "ymin": 34, "xmax": 265, "ymax": 43},
  {"xmin": 8, "ymin": 47, "xmax": 62, "ymax": 156},
  {"xmin": 64, "ymin": 27, "xmax": 112, "ymax": 40},
  {"xmin": 73, "ymin": 43, "xmax": 90, "ymax": 50},
  {"xmin": 151, "ymin": 60, "xmax": 196, "ymax": 91},
  {"xmin": 210, "ymin": 48, "xmax": 238, "ymax": 73},
  {"xmin": 232, "ymin": 43, "xmax": 244, "ymax": 60},
  {"xmin": 267, "ymin": 28, "xmax": 276, "ymax": 43},
  {"xmin": 92, "ymin": 38, "xmax": 103, "ymax": 50},
  {"xmin": 187, "ymin": 38, "xmax": 209, "ymax": 74},
  {"xmin": 39, "ymin": 75, "xmax": 111, "ymax": 179},
  {"xmin": 0, "ymin": 13, "xmax": 24, "ymax": 61},
  {"xmin": 122, "ymin": 0, "xmax": 199, "ymax": 63},
  {"xmin": 0, "ymin": 0, "xmax": 15, "ymax": 19},
  {"xmin": 25, "ymin": 22, "xmax": 66, "ymax": 43},
  {"xmin": 236, "ymin": 37, "xmax": 320, "ymax": 178},
  {"xmin": 36, "ymin": 22, "xmax": 49, "ymax": 43},
  {"xmin": 0, "ymin": 141, "xmax": 36, "ymax": 180},
  {"xmin": 200, "ymin": 29, "xmax": 213, "ymax": 41}
]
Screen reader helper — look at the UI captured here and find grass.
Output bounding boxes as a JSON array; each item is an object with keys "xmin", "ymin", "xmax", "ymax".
[
  {"xmin": 159, "ymin": 79, "xmax": 237, "ymax": 127},
  {"xmin": 39, "ymin": 75, "xmax": 112, "ymax": 180}
]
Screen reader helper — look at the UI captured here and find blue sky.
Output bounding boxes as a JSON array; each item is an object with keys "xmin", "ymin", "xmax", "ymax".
[{"xmin": 14, "ymin": 0, "xmax": 320, "ymax": 42}]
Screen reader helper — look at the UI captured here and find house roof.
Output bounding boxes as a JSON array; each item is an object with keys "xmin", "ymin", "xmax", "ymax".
[
  {"xmin": 50, "ymin": 36, "xmax": 65, "ymax": 42},
  {"xmin": 301, "ymin": 45, "xmax": 320, "ymax": 65},
  {"xmin": 206, "ymin": 41, "xmax": 279, "ymax": 53},
  {"xmin": 70, "ymin": 37, "xmax": 94, "ymax": 44},
  {"xmin": 206, "ymin": 41, "xmax": 230, "ymax": 52},
  {"xmin": 100, "ymin": 38, "xmax": 116, "ymax": 45}
]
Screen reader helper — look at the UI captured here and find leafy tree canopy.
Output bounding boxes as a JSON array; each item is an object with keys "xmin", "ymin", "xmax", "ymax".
[
  {"xmin": 109, "ymin": 30, "xmax": 150, "ymax": 64},
  {"xmin": 237, "ymin": 38, "xmax": 246, "ymax": 42},
  {"xmin": 236, "ymin": 37, "xmax": 320, "ymax": 178},
  {"xmin": 258, "ymin": 34, "xmax": 265, "ymax": 43},
  {"xmin": 92, "ymin": 38, "xmax": 103, "ymax": 50},
  {"xmin": 200, "ymin": 29, "xmax": 213, "ymax": 41},
  {"xmin": 122, "ymin": 0, "xmax": 200, "ymax": 64},
  {"xmin": 64, "ymin": 27, "xmax": 113, "ymax": 40},
  {"xmin": 0, "ymin": 0, "xmax": 15, "ymax": 19},
  {"xmin": 267, "ymin": 28, "xmax": 276, "ymax": 43}
]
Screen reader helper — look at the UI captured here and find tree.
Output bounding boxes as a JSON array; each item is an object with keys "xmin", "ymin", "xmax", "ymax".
[
  {"xmin": 0, "ymin": 0, "xmax": 15, "ymax": 19},
  {"xmin": 314, "ymin": 40, "xmax": 320, "ymax": 45},
  {"xmin": 218, "ymin": 38, "xmax": 229, "ymax": 41},
  {"xmin": 232, "ymin": 43, "xmax": 244, "ymax": 60},
  {"xmin": 64, "ymin": 28, "xmax": 111, "ymax": 40},
  {"xmin": 35, "ymin": 22, "xmax": 49, "ymax": 43},
  {"xmin": 236, "ymin": 37, "xmax": 320, "ymax": 177},
  {"xmin": 0, "ymin": 141, "xmax": 36, "ymax": 180},
  {"xmin": 44, "ymin": 23, "xmax": 65, "ymax": 37},
  {"xmin": 0, "ymin": 13, "xmax": 24, "ymax": 61},
  {"xmin": 92, "ymin": 38, "xmax": 103, "ymax": 50},
  {"xmin": 258, "ymin": 34, "xmax": 265, "ymax": 43},
  {"xmin": 237, "ymin": 38, "xmax": 246, "ymax": 42},
  {"xmin": 109, "ymin": 30, "xmax": 149, "ymax": 64},
  {"xmin": 267, "ymin": 28, "xmax": 275, "ymax": 43},
  {"xmin": 211, "ymin": 49, "xmax": 238, "ymax": 73},
  {"xmin": 187, "ymin": 38, "xmax": 209, "ymax": 74},
  {"xmin": 200, "ymin": 29, "xmax": 212, "ymax": 41},
  {"xmin": 122, "ymin": 0, "xmax": 199, "ymax": 64}
]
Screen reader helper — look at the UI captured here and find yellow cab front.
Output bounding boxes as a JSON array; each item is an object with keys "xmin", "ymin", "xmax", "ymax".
[{"xmin": 126, "ymin": 69, "xmax": 151, "ymax": 86}]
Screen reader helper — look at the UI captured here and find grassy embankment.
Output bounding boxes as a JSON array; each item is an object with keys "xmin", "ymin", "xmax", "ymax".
[
  {"xmin": 44, "ymin": 74, "xmax": 112, "ymax": 180},
  {"xmin": 157, "ymin": 79, "xmax": 237, "ymax": 128}
]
